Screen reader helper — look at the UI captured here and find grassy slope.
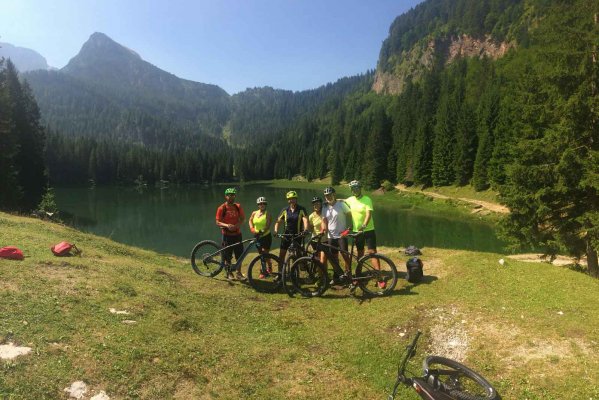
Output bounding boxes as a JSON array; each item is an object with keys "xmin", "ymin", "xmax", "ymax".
[{"xmin": 1, "ymin": 211, "xmax": 598, "ymax": 399}]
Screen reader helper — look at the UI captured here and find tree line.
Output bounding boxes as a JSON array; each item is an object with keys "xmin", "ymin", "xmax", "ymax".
[{"xmin": 0, "ymin": 59, "xmax": 46, "ymax": 212}]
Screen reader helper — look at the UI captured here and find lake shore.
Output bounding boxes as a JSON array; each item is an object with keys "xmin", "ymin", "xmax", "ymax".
[{"xmin": 1, "ymin": 211, "xmax": 597, "ymax": 399}]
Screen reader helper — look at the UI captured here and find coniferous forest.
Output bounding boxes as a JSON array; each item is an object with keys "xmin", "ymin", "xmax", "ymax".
[{"xmin": 0, "ymin": 0, "xmax": 597, "ymax": 274}]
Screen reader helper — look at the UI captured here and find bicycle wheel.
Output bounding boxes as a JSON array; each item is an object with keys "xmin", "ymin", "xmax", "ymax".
[
  {"xmin": 190, "ymin": 240, "xmax": 224, "ymax": 277},
  {"xmin": 289, "ymin": 256, "xmax": 328, "ymax": 297},
  {"xmin": 281, "ymin": 254, "xmax": 300, "ymax": 297},
  {"xmin": 247, "ymin": 253, "xmax": 282, "ymax": 293},
  {"xmin": 354, "ymin": 254, "xmax": 398, "ymax": 296},
  {"xmin": 423, "ymin": 356, "xmax": 500, "ymax": 400}
]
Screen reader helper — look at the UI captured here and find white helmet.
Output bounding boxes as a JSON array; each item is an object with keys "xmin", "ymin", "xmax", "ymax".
[
  {"xmin": 349, "ymin": 180, "xmax": 361, "ymax": 189},
  {"xmin": 256, "ymin": 197, "xmax": 267, "ymax": 204}
]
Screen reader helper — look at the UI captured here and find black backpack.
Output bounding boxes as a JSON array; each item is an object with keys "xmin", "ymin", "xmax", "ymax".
[{"xmin": 406, "ymin": 257, "xmax": 423, "ymax": 283}]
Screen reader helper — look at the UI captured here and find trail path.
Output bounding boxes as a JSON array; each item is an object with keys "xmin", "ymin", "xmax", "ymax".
[{"xmin": 395, "ymin": 184, "xmax": 509, "ymax": 214}]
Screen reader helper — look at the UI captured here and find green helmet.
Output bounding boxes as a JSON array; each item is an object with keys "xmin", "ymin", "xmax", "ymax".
[
  {"xmin": 286, "ymin": 190, "xmax": 298, "ymax": 199},
  {"xmin": 224, "ymin": 188, "xmax": 237, "ymax": 195}
]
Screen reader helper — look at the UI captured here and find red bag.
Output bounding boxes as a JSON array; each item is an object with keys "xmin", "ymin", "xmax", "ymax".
[
  {"xmin": 51, "ymin": 241, "xmax": 81, "ymax": 256},
  {"xmin": 0, "ymin": 246, "xmax": 25, "ymax": 260}
]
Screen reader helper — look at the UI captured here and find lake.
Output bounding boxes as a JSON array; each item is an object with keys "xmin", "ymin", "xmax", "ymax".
[{"xmin": 54, "ymin": 184, "xmax": 505, "ymax": 257}]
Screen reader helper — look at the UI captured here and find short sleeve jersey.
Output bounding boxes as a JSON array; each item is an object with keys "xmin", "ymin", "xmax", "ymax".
[
  {"xmin": 324, "ymin": 201, "xmax": 351, "ymax": 239},
  {"xmin": 277, "ymin": 205, "xmax": 307, "ymax": 234},
  {"xmin": 215, "ymin": 202, "xmax": 245, "ymax": 236},
  {"xmin": 308, "ymin": 211, "xmax": 323, "ymax": 235},
  {"xmin": 345, "ymin": 195, "xmax": 375, "ymax": 231}
]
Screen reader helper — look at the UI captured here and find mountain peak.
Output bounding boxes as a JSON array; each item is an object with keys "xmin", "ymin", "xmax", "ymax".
[{"xmin": 62, "ymin": 32, "xmax": 141, "ymax": 74}]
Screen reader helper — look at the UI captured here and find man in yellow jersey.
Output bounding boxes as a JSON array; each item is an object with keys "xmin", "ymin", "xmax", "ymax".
[{"xmin": 344, "ymin": 180, "xmax": 385, "ymax": 288}]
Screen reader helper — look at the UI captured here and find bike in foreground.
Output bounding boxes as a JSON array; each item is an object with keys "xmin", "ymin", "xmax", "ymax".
[{"xmin": 389, "ymin": 331, "xmax": 500, "ymax": 400}]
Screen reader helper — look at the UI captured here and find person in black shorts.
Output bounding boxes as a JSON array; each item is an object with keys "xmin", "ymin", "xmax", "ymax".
[{"xmin": 273, "ymin": 190, "xmax": 309, "ymax": 262}]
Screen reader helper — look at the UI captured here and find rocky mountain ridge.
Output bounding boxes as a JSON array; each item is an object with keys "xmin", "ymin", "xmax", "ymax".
[{"xmin": 373, "ymin": 34, "xmax": 512, "ymax": 95}]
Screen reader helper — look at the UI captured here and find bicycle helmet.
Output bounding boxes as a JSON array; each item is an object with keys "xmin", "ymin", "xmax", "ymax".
[
  {"xmin": 224, "ymin": 187, "xmax": 237, "ymax": 195},
  {"xmin": 256, "ymin": 196, "xmax": 267, "ymax": 205},
  {"xmin": 349, "ymin": 180, "xmax": 361, "ymax": 189},
  {"xmin": 286, "ymin": 190, "xmax": 298, "ymax": 199},
  {"xmin": 311, "ymin": 196, "xmax": 322, "ymax": 203},
  {"xmin": 323, "ymin": 186, "xmax": 335, "ymax": 195}
]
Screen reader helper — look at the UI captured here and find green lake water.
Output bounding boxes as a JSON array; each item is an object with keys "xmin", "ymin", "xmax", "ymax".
[{"xmin": 55, "ymin": 185, "xmax": 505, "ymax": 257}]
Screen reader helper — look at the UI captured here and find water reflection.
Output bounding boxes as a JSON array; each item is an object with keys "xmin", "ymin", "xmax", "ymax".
[{"xmin": 56, "ymin": 185, "xmax": 505, "ymax": 257}]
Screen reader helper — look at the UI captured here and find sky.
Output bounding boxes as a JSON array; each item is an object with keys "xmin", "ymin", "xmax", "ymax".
[{"xmin": 0, "ymin": 0, "xmax": 423, "ymax": 94}]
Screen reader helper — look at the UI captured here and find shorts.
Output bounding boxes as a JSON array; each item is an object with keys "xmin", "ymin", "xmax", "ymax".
[
  {"xmin": 222, "ymin": 234, "xmax": 243, "ymax": 263},
  {"xmin": 280, "ymin": 235, "xmax": 302, "ymax": 251},
  {"xmin": 327, "ymin": 237, "xmax": 348, "ymax": 256},
  {"xmin": 256, "ymin": 233, "xmax": 272, "ymax": 250},
  {"xmin": 355, "ymin": 230, "xmax": 377, "ymax": 252}
]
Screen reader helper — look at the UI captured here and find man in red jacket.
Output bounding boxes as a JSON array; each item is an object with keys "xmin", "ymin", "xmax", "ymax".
[{"xmin": 215, "ymin": 187, "xmax": 246, "ymax": 280}]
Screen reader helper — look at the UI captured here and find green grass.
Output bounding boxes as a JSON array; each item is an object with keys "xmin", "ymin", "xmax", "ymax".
[{"xmin": 1, "ymin": 211, "xmax": 598, "ymax": 399}]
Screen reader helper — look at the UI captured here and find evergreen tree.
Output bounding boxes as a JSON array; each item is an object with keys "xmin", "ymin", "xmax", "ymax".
[
  {"xmin": 0, "ymin": 60, "xmax": 22, "ymax": 209},
  {"xmin": 499, "ymin": 1, "xmax": 599, "ymax": 277},
  {"xmin": 362, "ymin": 104, "xmax": 391, "ymax": 189},
  {"xmin": 0, "ymin": 60, "xmax": 47, "ymax": 211}
]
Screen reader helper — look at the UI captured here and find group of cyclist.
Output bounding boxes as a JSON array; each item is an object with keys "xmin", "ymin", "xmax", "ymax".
[{"xmin": 215, "ymin": 180, "xmax": 383, "ymax": 288}]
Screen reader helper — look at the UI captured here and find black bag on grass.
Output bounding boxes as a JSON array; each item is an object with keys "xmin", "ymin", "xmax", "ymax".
[{"xmin": 406, "ymin": 257, "xmax": 423, "ymax": 283}]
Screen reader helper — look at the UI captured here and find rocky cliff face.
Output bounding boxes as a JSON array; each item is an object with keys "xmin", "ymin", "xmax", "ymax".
[{"xmin": 373, "ymin": 35, "xmax": 512, "ymax": 95}]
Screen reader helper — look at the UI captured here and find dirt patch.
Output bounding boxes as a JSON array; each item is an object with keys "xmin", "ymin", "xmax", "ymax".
[
  {"xmin": 507, "ymin": 253, "xmax": 587, "ymax": 267},
  {"xmin": 471, "ymin": 320, "xmax": 594, "ymax": 372},
  {"xmin": 426, "ymin": 306, "xmax": 469, "ymax": 361},
  {"xmin": 395, "ymin": 185, "xmax": 509, "ymax": 214}
]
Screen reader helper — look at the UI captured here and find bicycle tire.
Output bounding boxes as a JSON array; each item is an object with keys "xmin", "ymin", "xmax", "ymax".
[
  {"xmin": 190, "ymin": 240, "xmax": 224, "ymax": 277},
  {"xmin": 289, "ymin": 256, "xmax": 329, "ymax": 297},
  {"xmin": 354, "ymin": 254, "xmax": 398, "ymax": 296},
  {"xmin": 423, "ymin": 356, "xmax": 500, "ymax": 400},
  {"xmin": 281, "ymin": 254, "xmax": 301, "ymax": 297},
  {"xmin": 247, "ymin": 253, "xmax": 283, "ymax": 293}
]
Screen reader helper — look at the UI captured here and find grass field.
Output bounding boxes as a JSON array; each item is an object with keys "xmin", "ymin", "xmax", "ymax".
[{"xmin": 1, "ymin": 211, "xmax": 598, "ymax": 399}]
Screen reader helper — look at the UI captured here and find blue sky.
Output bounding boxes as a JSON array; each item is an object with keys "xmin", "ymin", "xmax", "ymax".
[{"xmin": 1, "ymin": 0, "xmax": 423, "ymax": 94}]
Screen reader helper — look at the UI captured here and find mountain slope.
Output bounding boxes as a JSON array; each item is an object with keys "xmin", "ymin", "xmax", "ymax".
[
  {"xmin": 25, "ymin": 32, "xmax": 230, "ymax": 142},
  {"xmin": 0, "ymin": 42, "xmax": 50, "ymax": 72}
]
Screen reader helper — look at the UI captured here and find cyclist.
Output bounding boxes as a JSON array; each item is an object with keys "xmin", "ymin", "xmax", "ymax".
[
  {"xmin": 248, "ymin": 196, "xmax": 273, "ymax": 278},
  {"xmin": 322, "ymin": 186, "xmax": 352, "ymax": 284},
  {"xmin": 344, "ymin": 180, "xmax": 384, "ymax": 288},
  {"xmin": 215, "ymin": 187, "xmax": 246, "ymax": 281},
  {"xmin": 274, "ymin": 190, "xmax": 309, "ymax": 263},
  {"xmin": 308, "ymin": 196, "xmax": 327, "ymax": 266}
]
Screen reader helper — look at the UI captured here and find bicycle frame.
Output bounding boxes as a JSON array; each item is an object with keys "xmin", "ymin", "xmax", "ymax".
[
  {"xmin": 390, "ymin": 331, "xmax": 452, "ymax": 400},
  {"xmin": 206, "ymin": 237, "xmax": 262, "ymax": 271},
  {"xmin": 311, "ymin": 232, "xmax": 367, "ymax": 281}
]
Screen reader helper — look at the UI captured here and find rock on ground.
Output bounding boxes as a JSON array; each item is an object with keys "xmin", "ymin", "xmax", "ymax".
[{"xmin": 0, "ymin": 343, "xmax": 32, "ymax": 360}]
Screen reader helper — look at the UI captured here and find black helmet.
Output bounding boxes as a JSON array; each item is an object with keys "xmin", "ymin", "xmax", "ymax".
[
  {"xmin": 323, "ymin": 187, "xmax": 335, "ymax": 195},
  {"xmin": 311, "ymin": 196, "xmax": 322, "ymax": 203}
]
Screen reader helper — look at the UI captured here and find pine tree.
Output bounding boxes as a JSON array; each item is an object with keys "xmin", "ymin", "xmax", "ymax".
[
  {"xmin": 362, "ymin": 104, "xmax": 391, "ymax": 189},
  {"xmin": 0, "ymin": 60, "xmax": 22, "ymax": 209},
  {"xmin": 499, "ymin": 1, "xmax": 599, "ymax": 277}
]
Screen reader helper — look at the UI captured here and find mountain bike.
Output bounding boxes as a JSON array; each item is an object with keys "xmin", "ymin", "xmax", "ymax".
[
  {"xmin": 389, "ymin": 331, "xmax": 500, "ymax": 400},
  {"xmin": 190, "ymin": 235, "xmax": 282, "ymax": 293},
  {"xmin": 276, "ymin": 232, "xmax": 312, "ymax": 296},
  {"xmin": 288, "ymin": 231, "xmax": 398, "ymax": 297}
]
